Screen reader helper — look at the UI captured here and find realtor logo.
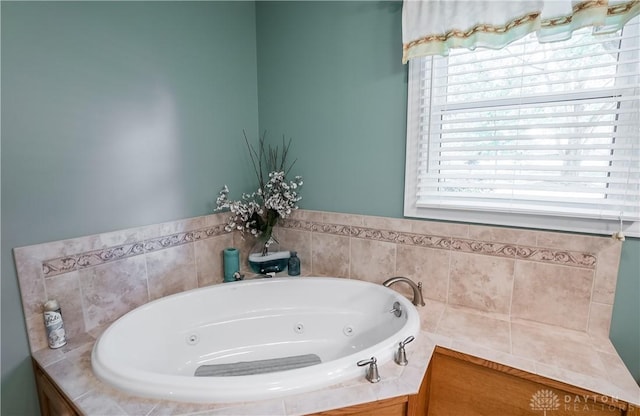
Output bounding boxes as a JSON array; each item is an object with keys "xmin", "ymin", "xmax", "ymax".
[{"xmin": 530, "ymin": 389, "xmax": 560, "ymax": 415}]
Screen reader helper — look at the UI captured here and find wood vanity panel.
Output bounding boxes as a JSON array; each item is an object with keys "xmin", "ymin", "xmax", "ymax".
[
  {"xmin": 426, "ymin": 347, "xmax": 624, "ymax": 416},
  {"xmin": 407, "ymin": 360, "xmax": 431, "ymax": 416},
  {"xmin": 309, "ymin": 395, "xmax": 409, "ymax": 416},
  {"xmin": 33, "ymin": 359, "xmax": 81, "ymax": 416}
]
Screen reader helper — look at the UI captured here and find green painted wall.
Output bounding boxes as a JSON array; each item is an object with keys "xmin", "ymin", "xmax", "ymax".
[
  {"xmin": 255, "ymin": 1, "xmax": 640, "ymax": 383},
  {"xmin": 1, "ymin": 2, "xmax": 259, "ymax": 414},
  {"xmin": 611, "ymin": 238, "xmax": 640, "ymax": 383},
  {"xmin": 256, "ymin": 1, "xmax": 407, "ymax": 218}
]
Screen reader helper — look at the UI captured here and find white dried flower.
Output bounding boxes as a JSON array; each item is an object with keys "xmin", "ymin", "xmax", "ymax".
[{"xmin": 214, "ymin": 133, "xmax": 303, "ymax": 239}]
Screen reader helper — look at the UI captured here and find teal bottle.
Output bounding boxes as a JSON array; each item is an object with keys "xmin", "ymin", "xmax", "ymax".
[{"xmin": 287, "ymin": 251, "xmax": 300, "ymax": 276}]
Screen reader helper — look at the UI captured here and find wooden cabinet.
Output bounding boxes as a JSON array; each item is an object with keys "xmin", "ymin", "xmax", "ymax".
[
  {"xmin": 422, "ymin": 347, "xmax": 632, "ymax": 416},
  {"xmin": 33, "ymin": 359, "xmax": 80, "ymax": 416},
  {"xmin": 319, "ymin": 347, "xmax": 634, "ymax": 416},
  {"xmin": 309, "ymin": 396, "xmax": 409, "ymax": 416}
]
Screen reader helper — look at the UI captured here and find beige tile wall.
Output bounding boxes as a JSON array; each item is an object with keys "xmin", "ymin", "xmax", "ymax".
[
  {"xmin": 14, "ymin": 214, "xmax": 232, "ymax": 352},
  {"xmin": 275, "ymin": 210, "xmax": 622, "ymax": 339},
  {"xmin": 14, "ymin": 209, "xmax": 623, "ymax": 354}
]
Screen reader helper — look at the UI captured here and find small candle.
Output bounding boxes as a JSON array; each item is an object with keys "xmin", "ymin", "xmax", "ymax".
[{"xmin": 223, "ymin": 248, "xmax": 240, "ymax": 282}]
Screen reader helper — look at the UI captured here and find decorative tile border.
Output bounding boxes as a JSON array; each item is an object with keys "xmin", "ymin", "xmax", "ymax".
[
  {"xmin": 42, "ymin": 243, "xmax": 145, "ymax": 276},
  {"xmin": 515, "ymin": 246, "xmax": 597, "ymax": 268},
  {"xmin": 42, "ymin": 224, "xmax": 229, "ymax": 278},
  {"xmin": 281, "ymin": 219, "xmax": 597, "ymax": 269},
  {"xmin": 41, "ymin": 216, "xmax": 598, "ymax": 279}
]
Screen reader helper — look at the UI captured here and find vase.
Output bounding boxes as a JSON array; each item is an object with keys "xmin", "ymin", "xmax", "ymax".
[{"xmin": 253, "ymin": 228, "xmax": 279, "ymax": 256}]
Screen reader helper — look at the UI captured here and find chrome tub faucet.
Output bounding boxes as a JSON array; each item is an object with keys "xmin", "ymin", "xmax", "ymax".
[{"xmin": 382, "ymin": 276, "xmax": 426, "ymax": 307}]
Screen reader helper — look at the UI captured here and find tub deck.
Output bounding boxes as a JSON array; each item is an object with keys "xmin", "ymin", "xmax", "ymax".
[{"xmin": 32, "ymin": 298, "xmax": 640, "ymax": 415}]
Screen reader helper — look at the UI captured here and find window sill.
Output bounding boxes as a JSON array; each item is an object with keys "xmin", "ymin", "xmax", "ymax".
[{"xmin": 403, "ymin": 204, "xmax": 640, "ymax": 239}]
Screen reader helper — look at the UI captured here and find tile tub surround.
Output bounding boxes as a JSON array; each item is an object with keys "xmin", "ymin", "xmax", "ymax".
[
  {"xmin": 13, "ymin": 209, "xmax": 637, "ymax": 411},
  {"xmin": 15, "ymin": 213, "xmax": 236, "ymax": 352},
  {"xmin": 15, "ymin": 209, "xmax": 621, "ymax": 353},
  {"xmin": 277, "ymin": 209, "xmax": 620, "ymax": 338}
]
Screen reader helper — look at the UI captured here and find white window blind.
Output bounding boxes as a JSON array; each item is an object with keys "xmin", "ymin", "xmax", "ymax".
[{"xmin": 405, "ymin": 17, "xmax": 640, "ymax": 237}]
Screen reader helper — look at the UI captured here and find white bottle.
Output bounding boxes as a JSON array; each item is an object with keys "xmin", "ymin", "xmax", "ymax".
[{"xmin": 43, "ymin": 300, "xmax": 67, "ymax": 349}]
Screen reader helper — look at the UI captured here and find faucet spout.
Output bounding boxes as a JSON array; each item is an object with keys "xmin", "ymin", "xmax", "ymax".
[{"xmin": 382, "ymin": 276, "xmax": 426, "ymax": 307}]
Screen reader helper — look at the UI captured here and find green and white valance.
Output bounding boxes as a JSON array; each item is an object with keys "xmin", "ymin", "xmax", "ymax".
[{"xmin": 402, "ymin": 0, "xmax": 640, "ymax": 62}]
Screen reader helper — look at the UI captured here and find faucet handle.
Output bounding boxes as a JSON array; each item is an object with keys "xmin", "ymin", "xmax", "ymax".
[
  {"xmin": 399, "ymin": 335, "xmax": 414, "ymax": 348},
  {"xmin": 395, "ymin": 336, "xmax": 415, "ymax": 366},
  {"xmin": 357, "ymin": 357, "xmax": 381, "ymax": 383}
]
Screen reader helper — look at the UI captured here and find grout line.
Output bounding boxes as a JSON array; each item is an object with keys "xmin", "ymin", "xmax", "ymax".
[{"xmin": 508, "ymin": 260, "xmax": 518, "ymax": 355}]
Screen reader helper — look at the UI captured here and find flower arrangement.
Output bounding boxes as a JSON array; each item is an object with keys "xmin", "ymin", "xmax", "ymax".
[{"xmin": 215, "ymin": 131, "xmax": 303, "ymax": 255}]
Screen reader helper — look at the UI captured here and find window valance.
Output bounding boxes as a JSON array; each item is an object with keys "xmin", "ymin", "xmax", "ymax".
[{"xmin": 402, "ymin": 0, "xmax": 640, "ymax": 63}]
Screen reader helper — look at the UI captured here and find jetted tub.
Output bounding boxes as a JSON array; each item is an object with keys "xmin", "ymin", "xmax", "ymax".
[{"xmin": 91, "ymin": 277, "xmax": 420, "ymax": 403}]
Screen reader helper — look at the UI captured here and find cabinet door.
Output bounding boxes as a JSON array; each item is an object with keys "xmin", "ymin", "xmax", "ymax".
[
  {"xmin": 425, "ymin": 349, "xmax": 624, "ymax": 416},
  {"xmin": 33, "ymin": 360, "xmax": 80, "ymax": 416}
]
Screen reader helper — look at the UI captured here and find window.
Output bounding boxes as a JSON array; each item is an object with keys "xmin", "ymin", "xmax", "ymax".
[{"xmin": 404, "ymin": 17, "xmax": 640, "ymax": 237}]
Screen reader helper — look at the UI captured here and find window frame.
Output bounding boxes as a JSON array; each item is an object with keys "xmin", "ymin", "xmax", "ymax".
[{"xmin": 404, "ymin": 24, "xmax": 640, "ymax": 238}]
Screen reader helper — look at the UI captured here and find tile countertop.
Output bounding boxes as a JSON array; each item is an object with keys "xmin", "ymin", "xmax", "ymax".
[{"xmin": 33, "ymin": 299, "xmax": 640, "ymax": 416}]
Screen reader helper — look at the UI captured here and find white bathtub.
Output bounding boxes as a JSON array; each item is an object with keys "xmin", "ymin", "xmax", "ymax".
[{"xmin": 91, "ymin": 277, "xmax": 420, "ymax": 403}]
